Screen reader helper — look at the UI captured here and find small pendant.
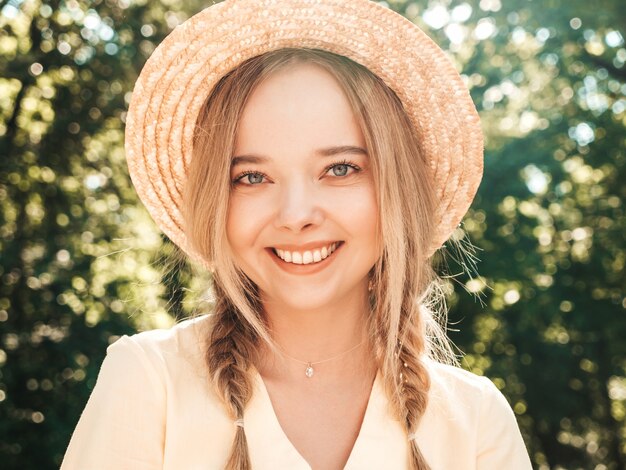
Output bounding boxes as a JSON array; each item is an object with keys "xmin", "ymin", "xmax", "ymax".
[{"xmin": 305, "ymin": 363, "xmax": 314, "ymax": 378}]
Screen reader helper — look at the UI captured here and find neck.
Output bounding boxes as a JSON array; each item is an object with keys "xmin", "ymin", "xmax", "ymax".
[{"xmin": 257, "ymin": 283, "xmax": 374, "ymax": 381}]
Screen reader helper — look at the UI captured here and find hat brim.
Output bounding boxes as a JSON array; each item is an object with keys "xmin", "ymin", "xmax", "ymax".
[{"xmin": 125, "ymin": 0, "xmax": 483, "ymax": 267}]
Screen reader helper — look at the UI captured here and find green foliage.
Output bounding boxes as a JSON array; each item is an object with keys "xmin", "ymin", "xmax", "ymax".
[
  {"xmin": 0, "ymin": 0, "xmax": 206, "ymax": 466},
  {"xmin": 422, "ymin": 1, "xmax": 626, "ymax": 468},
  {"xmin": 0, "ymin": 0, "xmax": 624, "ymax": 468}
]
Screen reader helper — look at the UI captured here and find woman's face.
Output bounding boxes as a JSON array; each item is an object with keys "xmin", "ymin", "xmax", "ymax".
[{"xmin": 226, "ymin": 62, "xmax": 380, "ymax": 311}]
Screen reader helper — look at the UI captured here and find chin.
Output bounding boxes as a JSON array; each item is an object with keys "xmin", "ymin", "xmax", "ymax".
[
  {"xmin": 265, "ymin": 290, "xmax": 334, "ymax": 312},
  {"xmin": 263, "ymin": 281, "xmax": 368, "ymax": 312}
]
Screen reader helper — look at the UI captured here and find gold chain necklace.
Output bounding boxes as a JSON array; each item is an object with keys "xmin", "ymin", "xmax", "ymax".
[{"xmin": 275, "ymin": 339, "xmax": 366, "ymax": 378}]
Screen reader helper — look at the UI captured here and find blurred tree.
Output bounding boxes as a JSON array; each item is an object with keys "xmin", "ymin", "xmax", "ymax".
[
  {"xmin": 419, "ymin": 1, "xmax": 626, "ymax": 468},
  {"xmin": 0, "ymin": 0, "xmax": 206, "ymax": 467},
  {"xmin": 0, "ymin": 0, "xmax": 623, "ymax": 469}
]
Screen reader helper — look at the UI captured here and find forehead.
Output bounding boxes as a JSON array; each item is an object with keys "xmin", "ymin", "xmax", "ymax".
[{"xmin": 233, "ymin": 62, "xmax": 366, "ymax": 159}]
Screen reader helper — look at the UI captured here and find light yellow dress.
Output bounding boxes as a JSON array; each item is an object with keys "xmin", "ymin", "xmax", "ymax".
[{"xmin": 61, "ymin": 315, "xmax": 533, "ymax": 469}]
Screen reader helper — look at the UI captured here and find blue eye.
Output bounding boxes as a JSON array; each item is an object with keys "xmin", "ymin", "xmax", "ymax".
[
  {"xmin": 232, "ymin": 160, "xmax": 361, "ymax": 186},
  {"xmin": 331, "ymin": 164, "xmax": 349, "ymax": 176},
  {"xmin": 233, "ymin": 171, "xmax": 267, "ymax": 185},
  {"xmin": 326, "ymin": 160, "xmax": 361, "ymax": 177},
  {"xmin": 245, "ymin": 173, "xmax": 264, "ymax": 184}
]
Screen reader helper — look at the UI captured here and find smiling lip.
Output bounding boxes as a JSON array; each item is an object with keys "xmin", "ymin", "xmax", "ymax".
[
  {"xmin": 271, "ymin": 240, "xmax": 342, "ymax": 251},
  {"xmin": 267, "ymin": 242, "xmax": 344, "ymax": 275}
]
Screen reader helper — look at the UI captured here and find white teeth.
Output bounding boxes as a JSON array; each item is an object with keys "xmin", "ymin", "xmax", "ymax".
[{"xmin": 274, "ymin": 242, "xmax": 340, "ymax": 265}]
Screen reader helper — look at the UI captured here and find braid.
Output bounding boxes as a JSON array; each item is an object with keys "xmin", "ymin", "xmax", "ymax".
[
  {"xmin": 397, "ymin": 324, "xmax": 432, "ymax": 470},
  {"xmin": 206, "ymin": 281, "xmax": 259, "ymax": 470},
  {"xmin": 371, "ymin": 266, "xmax": 433, "ymax": 470}
]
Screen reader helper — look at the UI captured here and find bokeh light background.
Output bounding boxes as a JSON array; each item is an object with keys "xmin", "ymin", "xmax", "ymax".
[{"xmin": 0, "ymin": 0, "xmax": 624, "ymax": 468}]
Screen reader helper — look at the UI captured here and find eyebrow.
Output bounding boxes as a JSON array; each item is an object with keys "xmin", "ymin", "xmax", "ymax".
[{"xmin": 230, "ymin": 145, "xmax": 368, "ymax": 167}]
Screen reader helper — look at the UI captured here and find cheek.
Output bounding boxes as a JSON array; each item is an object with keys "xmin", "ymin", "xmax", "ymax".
[
  {"xmin": 346, "ymin": 187, "xmax": 381, "ymax": 263},
  {"xmin": 226, "ymin": 194, "xmax": 270, "ymax": 251},
  {"xmin": 333, "ymin": 184, "xmax": 379, "ymax": 236}
]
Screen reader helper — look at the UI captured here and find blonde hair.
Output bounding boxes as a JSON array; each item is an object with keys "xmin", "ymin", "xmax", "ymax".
[{"xmin": 183, "ymin": 48, "xmax": 459, "ymax": 470}]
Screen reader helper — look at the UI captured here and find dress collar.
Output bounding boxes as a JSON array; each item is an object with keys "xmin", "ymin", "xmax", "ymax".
[{"xmin": 245, "ymin": 368, "xmax": 408, "ymax": 469}]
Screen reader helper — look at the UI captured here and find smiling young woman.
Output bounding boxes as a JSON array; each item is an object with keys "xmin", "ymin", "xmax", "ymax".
[{"xmin": 61, "ymin": 1, "xmax": 533, "ymax": 469}]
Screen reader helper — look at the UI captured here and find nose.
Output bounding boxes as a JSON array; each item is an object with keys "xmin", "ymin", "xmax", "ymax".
[{"xmin": 273, "ymin": 179, "xmax": 324, "ymax": 232}]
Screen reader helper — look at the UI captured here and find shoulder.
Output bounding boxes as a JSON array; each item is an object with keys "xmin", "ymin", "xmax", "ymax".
[
  {"xmin": 421, "ymin": 357, "xmax": 517, "ymax": 431},
  {"xmin": 428, "ymin": 359, "xmax": 517, "ymax": 414},
  {"xmin": 105, "ymin": 314, "xmax": 214, "ymax": 381},
  {"xmin": 424, "ymin": 358, "xmax": 496, "ymax": 402},
  {"xmin": 419, "ymin": 358, "xmax": 532, "ymax": 469},
  {"xmin": 109, "ymin": 314, "xmax": 213, "ymax": 357},
  {"xmin": 424, "ymin": 358, "xmax": 487, "ymax": 386}
]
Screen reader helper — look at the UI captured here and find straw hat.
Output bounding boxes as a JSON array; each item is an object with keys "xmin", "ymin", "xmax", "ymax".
[{"xmin": 125, "ymin": 0, "xmax": 483, "ymax": 267}]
